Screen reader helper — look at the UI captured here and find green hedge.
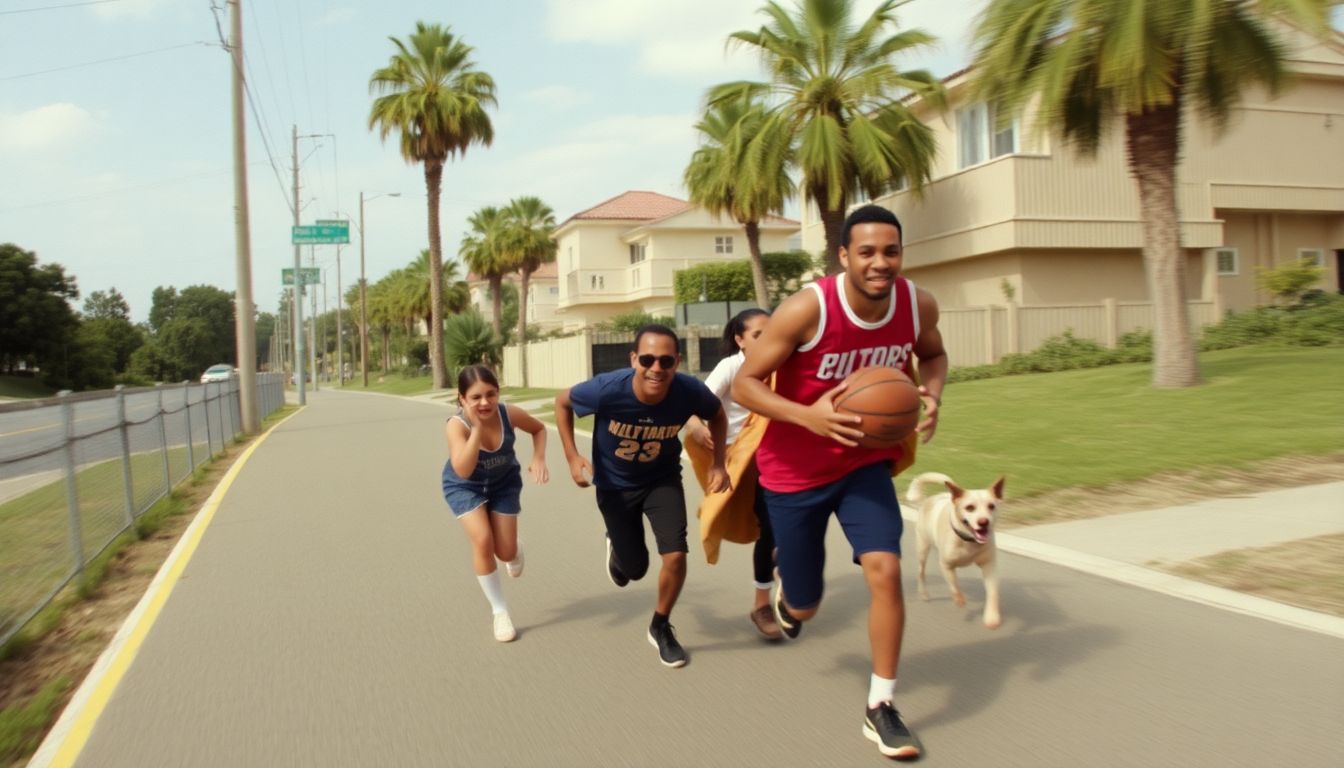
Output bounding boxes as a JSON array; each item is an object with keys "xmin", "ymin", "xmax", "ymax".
[{"xmin": 673, "ymin": 251, "xmax": 815, "ymax": 306}]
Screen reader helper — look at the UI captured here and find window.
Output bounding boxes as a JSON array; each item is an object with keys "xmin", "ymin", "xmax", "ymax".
[
  {"xmin": 590, "ymin": 275, "xmax": 605, "ymax": 290},
  {"xmin": 549, "ymin": 286, "xmax": 559, "ymax": 295},
  {"xmin": 715, "ymin": 236, "xmax": 733, "ymax": 254},
  {"xmin": 629, "ymin": 243, "xmax": 647, "ymax": 264},
  {"xmin": 1298, "ymin": 248, "xmax": 1324, "ymax": 267},
  {"xmin": 957, "ymin": 103, "xmax": 1018, "ymax": 169},
  {"xmin": 1214, "ymin": 248, "xmax": 1239, "ymax": 276}
]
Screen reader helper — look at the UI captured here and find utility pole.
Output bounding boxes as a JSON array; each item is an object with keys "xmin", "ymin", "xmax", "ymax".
[
  {"xmin": 310, "ymin": 245, "xmax": 319, "ymax": 390},
  {"xmin": 228, "ymin": 0, "xmax": 259, "ymax": 432},
  {"xmin": 291, "ymin": 125, "xmax": 307, "ymax": 405},
  {"xmin": 335, "ymin": 242, "xmax": 344, "ymax": 385}
]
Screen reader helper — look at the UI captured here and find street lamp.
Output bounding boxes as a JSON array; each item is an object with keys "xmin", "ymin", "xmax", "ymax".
[{"xmin": 359, "ymin": 191, "xmax": 401, "ymax": 387}]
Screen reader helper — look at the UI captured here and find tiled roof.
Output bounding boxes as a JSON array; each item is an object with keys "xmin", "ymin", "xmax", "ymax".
[{"xmin": 565, "ymin": 191, "xmax": 690, "ymax": 223}]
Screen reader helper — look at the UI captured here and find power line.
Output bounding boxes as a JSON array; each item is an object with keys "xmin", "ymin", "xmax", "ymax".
[
  {"xmin": 0, "ymin": 42, "xmax": 210, "ymax": 81},
  {"xmin": 0, "ymin": 165, "xmax": 257, "ymax": 214},
  {"xmin": 0, "ymin": 0, "xmax": 121, "ymax": 15}
]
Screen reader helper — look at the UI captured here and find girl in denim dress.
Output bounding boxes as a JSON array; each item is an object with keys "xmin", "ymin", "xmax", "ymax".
[{"xmin": 442, "ymin": 365, "xmax": 549, "ymax": 642}]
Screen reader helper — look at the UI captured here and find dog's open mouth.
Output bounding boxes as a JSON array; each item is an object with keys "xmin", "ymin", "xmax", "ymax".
[{"xmin": 973, "ymin": 524, "xmax": 991, "ymax": 544}]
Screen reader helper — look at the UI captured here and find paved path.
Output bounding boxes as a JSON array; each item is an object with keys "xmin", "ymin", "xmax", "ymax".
[{"xmin": 35, "ymin": 390, "xmax": 1344, "ymax": 766}]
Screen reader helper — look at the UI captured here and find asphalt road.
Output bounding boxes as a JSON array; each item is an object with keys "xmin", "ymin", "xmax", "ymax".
[{"xmin": 66, "ymin": 390, "xmax": 1344, "ymax": 767}]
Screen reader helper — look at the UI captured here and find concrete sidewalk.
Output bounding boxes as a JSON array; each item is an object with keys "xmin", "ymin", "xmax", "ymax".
[{"xmin": 990, "ymin": 482, "xmax": 1344, "ymax": 638}]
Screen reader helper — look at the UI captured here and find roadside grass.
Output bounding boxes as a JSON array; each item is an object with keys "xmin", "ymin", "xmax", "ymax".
[
  {"xmin": 346, "ymin": 374, "xmax": 434, "ymax": 397},
  {"xmin": 916, "ymin": 345, "xmax": 1344, "ymax": 504},
  {"xmin": 0, "ymin": 377, "xmax": 53, "ymax": 400},
  {"xmin": 1161, "ymin": 533, "xmax": 1344, "ymax": 618},
  {"xmin": 0, "ymin": 405, "xmax": 297, "ymax": 765},
  {"xmin": 501, "ymin": 386, "xmax": 561, "ymax": 403}
]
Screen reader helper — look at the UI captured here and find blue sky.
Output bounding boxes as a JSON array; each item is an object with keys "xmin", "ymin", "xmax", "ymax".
[
  {"xmin": 0, "ymin": 0, "xmax": 987, "ymax": 321},
  {"xmin": 4, "ymin": 1, "xmax": 1335, "ymax": 322}
]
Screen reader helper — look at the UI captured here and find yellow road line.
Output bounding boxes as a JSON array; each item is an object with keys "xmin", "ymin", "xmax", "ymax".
[{"xmin": 32, "ymin": 408, "xmax": 302, "ymax": 768}]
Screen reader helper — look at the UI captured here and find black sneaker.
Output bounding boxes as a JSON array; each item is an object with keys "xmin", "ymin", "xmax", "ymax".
[
  {"xmin": 647, "ymin": 622, "xmax": 688, "ymax": 668},
  {"xmin": 863, "ymin": 702, "xmax": 921, "ymax": 760},
  {"xmin": 771, "ymin": 579, "xmax": 801, "ymax": 639},
  {"xmin": 605, "ymin": 536, "xmax": 629, "ymax": 588}
]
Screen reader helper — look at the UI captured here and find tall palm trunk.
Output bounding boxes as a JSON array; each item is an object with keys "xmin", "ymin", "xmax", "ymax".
[
  {"xmin": 425, "ymin": 159, "xmax": 449, "ymax": 389},
  {"xmin": 743, "ymin": 221, "xmax": 770, "ymax": 308},
  {"xmin": 488, "ymin": 275, "xmax": 503, "ymax": 340},
  {"xmin": 381, "ymin": 327, "xmax": 391, "ymax": 371},
  {"xmin": 518, "ymin": 268, "xmax": 531, "ymax": 387},
  {"xmin": 1126, "ymin": 99, "xmax": 1199, "ymax": 388},
  {"xmin": 816, "ymin": 191, "xmax": 847, "ymax": 275}
]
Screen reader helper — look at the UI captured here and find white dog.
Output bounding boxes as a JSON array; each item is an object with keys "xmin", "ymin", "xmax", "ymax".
[{"xmin": 907, "ymin": 472, "xmax": 1006, "ymax": 629}]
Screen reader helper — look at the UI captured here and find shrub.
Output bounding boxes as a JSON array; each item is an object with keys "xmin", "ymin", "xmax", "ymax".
[{"xmin": 444, "ymin": 311, "xmax": 501, "ymax": 368}]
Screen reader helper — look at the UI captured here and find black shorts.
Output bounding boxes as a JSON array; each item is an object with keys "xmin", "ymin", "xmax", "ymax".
[{"xmin": 596, "ymin": 476, "xmax": 688, "ymax": 580}]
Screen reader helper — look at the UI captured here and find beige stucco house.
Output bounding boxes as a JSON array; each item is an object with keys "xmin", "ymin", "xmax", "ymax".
[
  {"xmin": 800, "ymin": 24, "xmax": 1344, "ymax": 317},
  {"xmin": 554, "ymin": 191, "xmax": 799, "ymax": 330},
  {"xmin": 466, "ymin": 261, "xmax": 562, "ymax": 334}
]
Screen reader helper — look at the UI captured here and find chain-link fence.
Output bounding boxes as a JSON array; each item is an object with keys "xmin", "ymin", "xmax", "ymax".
[{"xmin": 0, "ymin": 373, "xmax": 285, "ymax": 648}]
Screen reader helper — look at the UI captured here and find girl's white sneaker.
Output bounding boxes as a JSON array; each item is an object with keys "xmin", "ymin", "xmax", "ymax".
[
  {"xmin": 493, "ymin": 611, "xmax": 516, "ymax": 642},
  {"xmin": 504, "ymin": 549, "xmax": 524, "ymax": 578}
]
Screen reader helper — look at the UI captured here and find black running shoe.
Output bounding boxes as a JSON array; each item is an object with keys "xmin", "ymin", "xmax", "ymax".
[
  {"xmin": 605, "ymin": 536, "xmax": 629, "ymax": 588},
  {"xmin": 863, "ymin": 702, "xmax": 921, "ymax": 760},
  {"xmin": 771, "ymin": 579, "xmax": 801, "ymax": 639},
  {"xmin": 647, "ymin": 622, "xmax": 688, "ymax": 668}
]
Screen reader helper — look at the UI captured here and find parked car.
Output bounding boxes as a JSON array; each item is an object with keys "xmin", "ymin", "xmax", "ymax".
[{"xmin": 200, "ymin": 364, "xmax": 234, "ymax": 384}]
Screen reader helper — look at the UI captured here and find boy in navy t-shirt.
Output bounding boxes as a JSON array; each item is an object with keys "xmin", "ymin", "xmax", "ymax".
[{"xmin": 556, "ymin": 324, "xmax": 730, "ymax": 668}]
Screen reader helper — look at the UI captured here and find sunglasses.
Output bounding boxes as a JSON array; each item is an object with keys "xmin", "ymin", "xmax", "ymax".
[{"xmin": 637, "ymin": 354, "xmax": 677, "ymax": 370}]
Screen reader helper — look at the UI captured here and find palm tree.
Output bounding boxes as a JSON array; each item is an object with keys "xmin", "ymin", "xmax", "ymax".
[
  {"xmin": 369, "ymin": 22, "xmax": 496, "ymax": 389},
  {"xmin": 459, "ymin": 206, "xmax": 515, "ymax": 341},
  {"xmin": 970, "ymin": 0, "xmax": 1330, "ymax": 388},
  {"xmin": 712, "ymin": 0, "xmax": 945, "ymax": 273},
  {"xmin": 402, "ymin": 250, "xmax": 470, "ymax": 336},
  {"xmin": 503, "ymin": 196, "xmax": 558, "ymax": 387},
  {"xmin": 685, "ymin": 95, "xmax": 793, "ymax": 307}
]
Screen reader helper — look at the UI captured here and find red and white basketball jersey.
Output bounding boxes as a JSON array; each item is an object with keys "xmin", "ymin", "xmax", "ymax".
[{"xmin": 757, "ymin": 274, "xmax": 920, "ymax": 493}]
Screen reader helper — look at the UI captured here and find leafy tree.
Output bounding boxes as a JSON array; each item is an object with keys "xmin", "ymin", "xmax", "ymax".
[
  {"xmin": 460, "ymin": 206, "xmax": 513, "ymax": 340},
  {"xmin": 1257, "ymin": 257, "xmax": 1325, "ymax": 306},
  {"xmin": 0, "ymin": 243, "xmax": 79, "ymax": 376},
  {"xmin": 602, "ymin": 311, "xmax": 678, "ymax": 334},
  {"xmin": 400, "ymin": 250, "xmax": 470, "ymax": 334},
  {"xmin": 82, "ymin": 288, "xmax": 142, "ymax": 374},
  {"xmin": 255, "ymin": 312, "xmax": 276, "ymax": 370},
  {"xmin": 143, "ymin": 284, "xmax": 235, "ymax": 380},
  {"xmin": 370, "ymin": 22, "xmax": 497, "ymax": 390},
  {"xmin": 970, "ymin": 0, "xmax": 1331, "ymax": 387},
  {"xmin": 444, "ymin": 310, "xmax": 501, "ymax": 369},
  {"xmin": 673, "ymin": 251, "xmax": 815, "ymax": 306},
  {"xmin": 503, "ymin": 196, "xmax": 558, "ymax": 387},
  {"xmin": 685, "ymin": 95, "xmax": 793, "ymax": 307},
  {"xmin": 712, "ymin": 0, "xmax": 945, "ymax": 273}
]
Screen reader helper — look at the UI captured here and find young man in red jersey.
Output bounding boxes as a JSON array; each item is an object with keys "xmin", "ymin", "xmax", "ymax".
[{"xmin": 732, "ymin": 204, "xmax": 948, "ymax": 760}]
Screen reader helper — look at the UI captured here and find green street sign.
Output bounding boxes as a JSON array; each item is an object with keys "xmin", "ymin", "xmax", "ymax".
[
  {"xmin": 282, "ymin": 267, "xmax": 322, "ymax": 286},
  {"xmin": 292, "ymin": 223, "xmax": 350, "ymax": 244}
]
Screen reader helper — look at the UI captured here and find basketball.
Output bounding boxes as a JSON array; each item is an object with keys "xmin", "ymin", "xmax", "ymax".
[{"xmin": 834, "ymin": 366, "xmax": 921, "ymax": 449}]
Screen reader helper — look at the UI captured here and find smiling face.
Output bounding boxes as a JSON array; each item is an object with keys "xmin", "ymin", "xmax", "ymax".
[
  {"xmin": 629, "ymin": 331, "xmax": 680, "ymax": 403},
  {"xmin": 839, "ymin": 221, "xmax": 903, "ymax": 303},
  {"xmin": 735, "ymin": 314, "xmax": 769, "ymax": 356},
  {"xmin": 459, "ymin": 380, "xmax": 501, "ymax": 422},
  {"xmin": 948, "ymin": 477, "xmax": 1006, "ymax": 545}
]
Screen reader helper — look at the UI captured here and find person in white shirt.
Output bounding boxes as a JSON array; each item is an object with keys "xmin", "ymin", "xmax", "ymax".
[{"xmin": 688, "ymin": 308, "xmax": 781, "ymax": 639}]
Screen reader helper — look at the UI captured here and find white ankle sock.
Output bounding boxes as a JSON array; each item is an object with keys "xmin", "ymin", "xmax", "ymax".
[
  {"xmin": 477, "ymin": 571, "xmax": 508, "ymax": 614},
  {"xmin": 868, "ymin": 674, "xmax": 897, "ymax": 709}
]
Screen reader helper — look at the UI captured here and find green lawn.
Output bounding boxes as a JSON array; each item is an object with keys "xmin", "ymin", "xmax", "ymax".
[
  {"xmin": 343, "ymin": 374, "xmax": 435, "ymax": 397},
  {"xmin": 918, "ymin": 345, "xmax": 1344, "ymax": 497},
  {"xmin": 0, "ymin": 377, "xmax": 54, "ymax": 400}
]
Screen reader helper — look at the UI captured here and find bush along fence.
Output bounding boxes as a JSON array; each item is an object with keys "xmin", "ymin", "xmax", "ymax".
[{"xmin": 0, "ymin": 373, "xmax": 286, "ymax": 648}]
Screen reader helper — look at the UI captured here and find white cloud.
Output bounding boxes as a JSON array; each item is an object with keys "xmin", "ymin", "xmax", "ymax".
[
  {"xmin": 544, "ymin": 0, "xmax": 979, "ymax": 79},
  {"xmin": 318, "ymin": 7, "xmax": 357, "ymax": 26},
  {"xmin": 520, "ymin": 85, "xmax": 593, "ymax": 110},
  {"xmin": 0, "ymin": 103, "xmax": 98, "ymax": 152},
  {"xmin": 92, "ymin": 0, "xmax": 166, "ymax": 20}
]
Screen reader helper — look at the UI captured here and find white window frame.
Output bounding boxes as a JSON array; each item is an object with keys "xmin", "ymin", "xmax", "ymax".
[
  {"xmin": 1214, "ymin": 247, "xmax": 1239, "ymax": 276},
  {"xmin": 629, "ymin": 243, "xmax": 647, "ymax": 264},
  {"xmin": 715, "ymin": 236, "xmax": 733, "ymax": 254},
  {"xmin": 957, "ymin": 103, "xmax": 1019, "ymax": 170},
  {"xmin": 1297, "ymin": 248, "xmax": 1324, "ymax": 267}
]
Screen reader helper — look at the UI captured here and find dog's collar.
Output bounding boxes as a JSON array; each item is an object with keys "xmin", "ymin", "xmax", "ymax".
[{"xmin": 950, "ymin": 515, "xmax": 979, "ymax": 543}]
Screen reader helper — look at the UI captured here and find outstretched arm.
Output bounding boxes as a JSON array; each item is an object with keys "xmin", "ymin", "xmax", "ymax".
[
  {"xmin": 912, "ymin": 287, "xmax": 948, "ymax": 443},
  {"xmin": 506, "ymin": 404, "xmax": 549, "ymax": 484},
  {"xmin": 554, "ymin": 388, "xmax": 594, "ymax": 487}
]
